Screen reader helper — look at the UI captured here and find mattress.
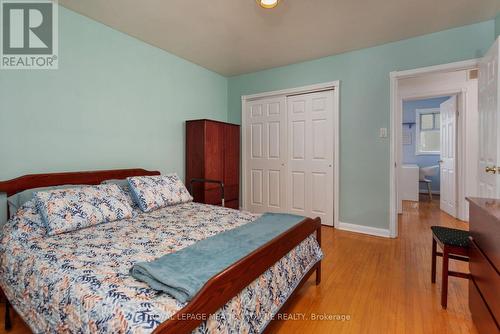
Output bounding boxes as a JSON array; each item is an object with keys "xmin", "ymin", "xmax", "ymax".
[{"xmin": 0, "ymin": 200, "xmax": 322, "ymax": 333}]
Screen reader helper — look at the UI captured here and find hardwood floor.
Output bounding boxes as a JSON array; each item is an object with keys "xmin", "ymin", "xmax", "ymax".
[
  {"xmin": 0, "ymin": 199, "xmax": 475, "ymax": 333},
  {"xmin": 266, "ymin": 199, "xmax": 475, "ymax": 333}
]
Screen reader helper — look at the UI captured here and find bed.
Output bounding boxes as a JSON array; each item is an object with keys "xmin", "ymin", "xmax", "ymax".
[{"xmin": 0, "ymin": 169, "xmax": 323, "ymax": 333}]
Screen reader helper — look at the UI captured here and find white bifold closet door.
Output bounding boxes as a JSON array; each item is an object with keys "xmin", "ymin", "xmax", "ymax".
[
  {"xmin": 245, "ymin": 90, "xmax": 334, "ymax": 226},
  {"xmin": 245, "ymin": 97, "xmax": 288, "ymax": 213},
  {"xmin": 287, "ymin": 91, "xmax": 334, "ymax": 226}
]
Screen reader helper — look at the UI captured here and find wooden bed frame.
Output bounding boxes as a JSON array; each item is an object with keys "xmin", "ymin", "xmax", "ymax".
[{"xmin": 0, "ymin": 168, "xmax": 322, "ymax": 333}]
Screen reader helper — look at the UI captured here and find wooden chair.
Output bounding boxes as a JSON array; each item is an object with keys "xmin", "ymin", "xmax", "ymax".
[{"xmin": 431, "ymin": 226, "xmax": 471, "ymax": 309}]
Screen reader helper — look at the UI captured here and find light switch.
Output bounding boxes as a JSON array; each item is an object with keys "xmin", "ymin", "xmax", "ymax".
[{"xmin": 379, "ymin": 128, "xmax": 388, "ymax": 138}]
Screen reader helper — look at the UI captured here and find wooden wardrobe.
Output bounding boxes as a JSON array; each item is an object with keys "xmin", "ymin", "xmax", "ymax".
[{"xmin": 186, "ymin": 119, "xmax": 240, "ymax": 209}]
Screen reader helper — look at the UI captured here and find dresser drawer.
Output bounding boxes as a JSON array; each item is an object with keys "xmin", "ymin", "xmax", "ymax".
[
  {"xmin": 470, "ymin": 238, "xmax": 500, "ymax": 321},
  {"xmin": 469, "ymin": 200, "xmax": 500, "ymax": 270},
  {"xmin": 469, "ymin": 279, "xmax": 499, "ymax": 333}
]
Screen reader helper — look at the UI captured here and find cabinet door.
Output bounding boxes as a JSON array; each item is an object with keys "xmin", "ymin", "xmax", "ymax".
[
  {"xmin": 224, "ymin": 124, "xmax": 240, "ymax": 203},
  {"xmin": 186, "ymin": 121, "xmax": 205, "ymax": 202},
  {"xmin": 204, "ymin": 121, "xmax": 225, "ymax": 204}
]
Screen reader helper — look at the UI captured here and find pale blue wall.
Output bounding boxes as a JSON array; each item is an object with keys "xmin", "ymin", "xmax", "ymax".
[
  {"xmin": 0, "ymin": 6, "xmax": 228, "ymax": 222},
  {"xmin": 228, "ymin": 21, "xmax": 495, "ymax": 230},
  {"xmin": 402, "ymin": 97, "xmax": 451, "ymax": 193},
  {"xmin": 496, "ymin": 12, "xmax": 500, "ymax": 37},
  {"xmin": 1, "ymin": 7, "xmax": 497, "ymax": 230}
]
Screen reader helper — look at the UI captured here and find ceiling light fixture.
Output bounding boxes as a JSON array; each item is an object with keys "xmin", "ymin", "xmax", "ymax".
[{"xmin": 257, "ymin": 0, "xmax": 280, "ymax": 9}]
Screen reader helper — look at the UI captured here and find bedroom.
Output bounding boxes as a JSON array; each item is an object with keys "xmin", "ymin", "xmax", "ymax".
[{"xmin": 0, "ymin": 0, "xmax": 499, "ymax": 333}]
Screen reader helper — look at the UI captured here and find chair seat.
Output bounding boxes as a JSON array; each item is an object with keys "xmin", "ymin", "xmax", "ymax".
[{"xmin": 431, "ymin": 226, "xmax": 470, "ymax": 248}]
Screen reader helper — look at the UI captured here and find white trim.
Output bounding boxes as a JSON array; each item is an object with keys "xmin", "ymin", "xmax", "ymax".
[
  {"xmin": 389, "ymin": 74, "xmax": 398, "ymax": 238},
  {"xmin": 390, "ymin": 59, "xmax": 479, "ymax": 238},
  {"xmin": 337, "ymin": 222, "xmax": 391, "ymax": 238},
  {"xmin": 241, "ymin": 81, "xmax": 340, "ymax": 228},
  {"xmin": 241, "ymin": 81, "xmax": 340, "ymax": 101},
  {"xmin": 390, "ymin": 59, "xmax": 479, "ymax": 79}
]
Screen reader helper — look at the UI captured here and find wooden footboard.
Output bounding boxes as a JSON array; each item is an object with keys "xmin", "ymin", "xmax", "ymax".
[{"xmin": 153, "ymin": 217, "xmax": 322, "ymax": 334}]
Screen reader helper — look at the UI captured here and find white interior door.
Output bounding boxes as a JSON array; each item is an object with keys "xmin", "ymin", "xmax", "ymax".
[
  {"xmin": 245, "ymin": 97, "xmax": 287, "ymax": 213},
  {"xmin": 440, "ymin": 96, "xmax": 457, "ymax": 217},
  {"xmin": 478, "ymin": 37, "xmax": 500, "ymax": 198},
  {"xmin": 287, "ymin": 91, "xmax": 334, "ymax": 226}
]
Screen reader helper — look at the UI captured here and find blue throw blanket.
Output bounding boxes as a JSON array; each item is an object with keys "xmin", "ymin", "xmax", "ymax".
[{"xmin": 130, "ymin": 212, "xmax": 306, "ymax": 303}]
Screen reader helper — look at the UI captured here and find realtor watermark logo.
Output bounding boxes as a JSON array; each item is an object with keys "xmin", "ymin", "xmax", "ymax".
[{"xmin": 1, "ymin": 0, "xmax": 58, "ymax": 69}]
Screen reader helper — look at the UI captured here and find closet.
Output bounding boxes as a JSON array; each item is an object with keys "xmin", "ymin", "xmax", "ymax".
[
  {"xmin": 186, "ymin": 119, "xmax": 240, "ymax": 209},
  {"xmin": 243, "ymin": 89, "xmax": 336, "ymax": 226}
]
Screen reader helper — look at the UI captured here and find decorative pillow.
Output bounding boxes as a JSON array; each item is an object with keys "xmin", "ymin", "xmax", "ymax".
[
  {"xmin": 7, "ymin": 184, "xmax": 86, "ymax": 219},
  {"xmin": 100, "ymin": 179, "xmax": 138, "ymax": 210},
  {"xmin": 127, "ymin": 174, "xmax": 193, "ymax": 212},
  {"xmin": 2, "ymin": 200, "xmax": 47, "ymax": 242},
  {"xmin": 34, "ymin": 184, "xmax": 134, "ymax": 236}
]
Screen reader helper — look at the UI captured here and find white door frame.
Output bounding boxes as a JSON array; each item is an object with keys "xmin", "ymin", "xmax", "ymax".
[
  {"xmin": 390, "ymin": 59, "xmax": 479, "ymax": 238},
  {"xmin": 241, "ymin": 81, "xmax": 340, "ymax": 227}
]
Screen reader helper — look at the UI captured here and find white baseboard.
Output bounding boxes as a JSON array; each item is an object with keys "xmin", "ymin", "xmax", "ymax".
[{"xmin": 336, "ymin": 222, "xmax": 391, "ymax": 238}]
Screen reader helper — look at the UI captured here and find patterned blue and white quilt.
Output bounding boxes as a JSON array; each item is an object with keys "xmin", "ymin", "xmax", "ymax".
[{"xmin": 0, "ymin": 199, "xmax": 322, "ymax": 333}]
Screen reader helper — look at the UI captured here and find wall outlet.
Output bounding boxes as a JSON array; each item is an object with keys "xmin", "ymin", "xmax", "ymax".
[{"xmin": 379, "ymin": 128, "xmax": 388, "ymax": 138}]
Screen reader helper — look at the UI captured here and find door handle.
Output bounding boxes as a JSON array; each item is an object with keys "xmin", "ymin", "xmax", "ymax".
[
  {"xmin": 438, "ymin": 160, "xmax": 444, "ymax": 164},
  {"xmin": 485, "ymin": 166, "xmax": 497, "ymax": 174}
]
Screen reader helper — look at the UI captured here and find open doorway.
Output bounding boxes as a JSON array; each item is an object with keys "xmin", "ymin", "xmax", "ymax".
[
  {"xmin": 390, "ymin": 60, "xmax": 479, "ymax": 238},
  {"xmin": 399, "ymin": 95, "xmax": 461, "ymax": 216}
]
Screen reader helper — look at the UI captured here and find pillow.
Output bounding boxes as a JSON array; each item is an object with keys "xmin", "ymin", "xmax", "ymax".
[
  {"xmin": 34, "ymin": 184, "xmax": 134, "ymax": 236},
  {"xmin": 2, "ymin": 200, "xmax": 47, "ymax": 242},
  {"xmin": 127, "ymin": 174, "xmax": 193, "ymax": 212},
  {"xmin": 7, "ymin": 184, "xmax": 86, "ymax": 219},
  {"xmin": 100, "ymin": 179, "xmax": 138, "ymax": 209}
]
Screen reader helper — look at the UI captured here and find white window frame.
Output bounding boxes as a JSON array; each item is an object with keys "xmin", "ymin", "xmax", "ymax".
[{"xmin": 415, "ymin": 108, "xmax": 440, "ymax": 155}]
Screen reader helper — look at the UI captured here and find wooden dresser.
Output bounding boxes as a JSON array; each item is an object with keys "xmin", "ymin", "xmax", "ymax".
[
  {"xmin": 186, "ymin": 119, "xmax": 240, "ymax": 209},
  {"xmin": 467, "ymin": 198, "xmax": 500, "ymax": 333}
]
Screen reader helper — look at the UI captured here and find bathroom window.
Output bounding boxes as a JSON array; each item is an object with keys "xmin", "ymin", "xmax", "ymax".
[{"xmin": 415, "ymin": 108, "xmax": 440, "ymax": 155}]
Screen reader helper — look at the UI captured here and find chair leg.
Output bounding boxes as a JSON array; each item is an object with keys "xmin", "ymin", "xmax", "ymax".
[
  {"xmin": 441, "ymin": 247, "xmax": 449, "ymax": 309},
  {"xmin": 427, "ymin": 182, "xmax": 432, "ymax": 201},
  {"xmin": 5, "ymin": 300, "xmax": 12, "ymax": 331},
  {"xmin": 431, "ymin": 238, "xmax": 437, "ymax": 284}
]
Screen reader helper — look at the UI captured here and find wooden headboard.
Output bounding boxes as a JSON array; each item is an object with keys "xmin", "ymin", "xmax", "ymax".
[{"xmin": 0, "ymin": 168, "xmax": 161, "ymax": 196}]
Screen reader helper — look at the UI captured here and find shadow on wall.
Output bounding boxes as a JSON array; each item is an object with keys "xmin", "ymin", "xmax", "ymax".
[{"xmin": 402, "ymin": 96, "xmax": 451, "ymax": 193}]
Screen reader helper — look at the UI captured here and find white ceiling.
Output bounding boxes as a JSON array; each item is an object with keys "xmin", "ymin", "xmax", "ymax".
[{"xmin": 59, "ymin": 0, "xmax": 500, "ymax": 76}]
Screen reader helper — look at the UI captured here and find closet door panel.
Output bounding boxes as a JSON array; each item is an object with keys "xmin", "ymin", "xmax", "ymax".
[
  {"xmin": 287, "ymin": 91, "xmax": 334, "ymax": 226},
  {"xmin": 245, "ymin": 97, "xmax": 287, "ymax": 213}
]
